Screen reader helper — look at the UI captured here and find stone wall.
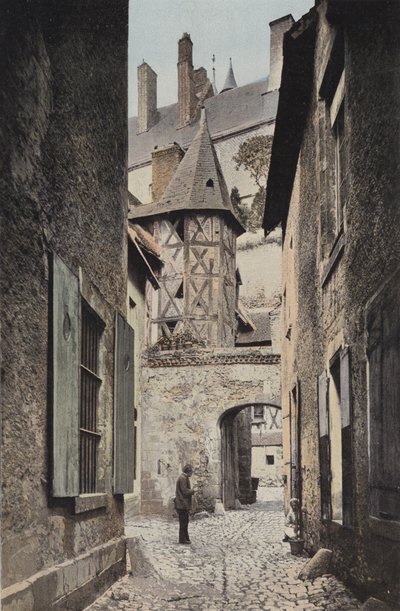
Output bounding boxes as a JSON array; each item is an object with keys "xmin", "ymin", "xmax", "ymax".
[
  {"xmin": 139, "ymin": 348, "xmax": 280, "ymax": 514},
  {"xmin": 280, "ymin": 1, "xmax": 400, "ymax": 605},
  {"xmin": 1, "ymin": 0, "xmax": 128, "ymax": 608}
]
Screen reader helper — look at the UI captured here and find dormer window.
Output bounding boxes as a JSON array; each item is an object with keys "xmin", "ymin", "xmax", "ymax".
[{"xmin": 206, "ymin": 179, "xmax": 214, "ymax": 187}]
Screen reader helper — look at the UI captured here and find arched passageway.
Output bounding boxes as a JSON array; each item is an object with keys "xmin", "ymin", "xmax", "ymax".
[{"xmin": 219, "ymin": 402, "xmax": 282, "ymax": 510}]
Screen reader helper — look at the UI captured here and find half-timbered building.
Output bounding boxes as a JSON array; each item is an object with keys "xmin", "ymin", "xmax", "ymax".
[{"xmin": 130, "ymin": 110, "xmax": 281, "ymax": 514}]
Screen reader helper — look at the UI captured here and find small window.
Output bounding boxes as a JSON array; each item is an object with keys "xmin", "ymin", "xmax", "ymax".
[
  {"xmin": 80, "ymin": 302, "xmax": 103, "ymax": 494},
  {"xmin": 266, "ymin": 455, "xmax": 275, "ymax": 465},
  {"xmin": 206, "ymin": 178, "xmax": 214, "ymax": 187},
  {"xmin": 253, "ymin": 405, "xmax": 264, "ymax": 421}
]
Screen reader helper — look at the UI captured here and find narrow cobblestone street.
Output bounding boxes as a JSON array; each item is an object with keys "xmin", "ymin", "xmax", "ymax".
[{"xmin": 88, "ymin": 489, "xmax": 362, "ymax": 610}]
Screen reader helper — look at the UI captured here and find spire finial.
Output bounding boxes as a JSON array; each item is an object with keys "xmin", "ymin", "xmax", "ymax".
[{"xmin": 212, "ymin": 54, "xmax": 218, "ymax": 94}]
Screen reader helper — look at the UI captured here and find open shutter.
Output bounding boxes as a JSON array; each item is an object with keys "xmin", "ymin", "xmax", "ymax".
[
  {"xmin": 340, "ymin": 346, "xmax": 353, "ymax": 526},
  {"xmin": 114, "ymin": 314, "xmax": 135, "ymax": 494},
  {"xmin": 52, "ymin": 253, "xmax": 80, "ymax": 497},
  {"xmin": 318, "ymin": 370, "xmax": 331, "ymax": 520}
]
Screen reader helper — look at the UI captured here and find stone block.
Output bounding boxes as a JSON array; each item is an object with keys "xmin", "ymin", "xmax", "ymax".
[
  {"xmin": 214, "ymin": 499, "xmax": 225, "ymax": 515},
  {"xmin": 29, "ymin": 566, "xmax": 58, "ymax": 609},
  {"xmin": 2, "ymin": 580, "xmax": 34, "ymax": 611},
  {"xmin": 61, "ymin": 559, "xmax": 79, "ymax": 595},
  {"xmin": 142, "ymin": 500, "xmax": 163, "ymax": 514},
  {"xmin": 298, "ymin": 548, "xmax": 332, "ymax": 581},
  {"xmin": 362, "ymin": 598, "xmax": 393, "ymax": 610},
  {"xmin": 126, "ymin": 537, "xmax": 155, "ymax": 577}
]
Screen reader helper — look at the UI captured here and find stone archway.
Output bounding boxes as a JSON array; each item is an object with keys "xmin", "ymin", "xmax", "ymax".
[{"xmin": 219, "ymin": 402, "xmax": 282, "ymax": 510}]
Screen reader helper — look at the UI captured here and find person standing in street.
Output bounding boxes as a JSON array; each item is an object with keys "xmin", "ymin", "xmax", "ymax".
[{"xmin": 175, "ymin": 464, "xmax": 195, "ymax": 544}]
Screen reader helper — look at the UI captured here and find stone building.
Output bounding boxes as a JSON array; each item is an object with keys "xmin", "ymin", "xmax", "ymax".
[
  {"xmin": 129, "ymin": 111, "xmax": 281, "ymax": 513},
  {"xmin": 126, "ymin": 15, "xmax": 296, "ymax": 517},
  {"xmin": 125, "ymin": 220, "xmax": 162, "ymax": 518},
  {"xmin": 264, "ymin": 0, "xmax": 400, "ymax": 606},
  {"xmin": 1, "ymin": 1, "xmax": 132, "ymax": 609},
  {"xmin": 128, "ymin": 19, "xmax": 294, "ymax": 318}
]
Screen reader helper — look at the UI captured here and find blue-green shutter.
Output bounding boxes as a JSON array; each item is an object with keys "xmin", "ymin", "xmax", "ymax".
[
  {"xmin": 114, "ymin": 314, "xmax": 135, "ymax": 494},
  {"xmin": 52, "ymin": 253, "xmax": 80, "ymax": 497}
]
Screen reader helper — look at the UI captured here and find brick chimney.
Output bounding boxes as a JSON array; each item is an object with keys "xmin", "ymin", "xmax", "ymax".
[
  {"xmin": 137, "ymin": 62, "xmax": 157, "ymax": 134},
  {"xmin": 177, "ymin": 33, "xmax": 196, "ymax": 128},
  {"xmin": 151, "ymin": 143, "xmax": 185, "ymax": 202},
  {"xmin": 268, "ymin": 15, "xmax": 295, "ymax": 91}
]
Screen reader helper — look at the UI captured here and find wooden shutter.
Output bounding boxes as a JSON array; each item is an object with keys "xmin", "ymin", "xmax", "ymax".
[
  {"xmin": 114, "ymin": 314, "xmax": 135, "ymax": 494},
  {"xmin": 340, "ymin": 346, "xmax": 353, "ymax": 526},
  {"xmin": 318, "ymin": 370, "xmax": 331, "ymax": 520},
  {"xmin": 52, "ymin": 253, "xmax": 80, "ymax": 497}
]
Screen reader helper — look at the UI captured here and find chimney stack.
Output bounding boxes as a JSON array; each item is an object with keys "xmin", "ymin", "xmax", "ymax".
[
  {"xmin": 151, "ymin": 143, "xmax": 185, "ymax": 202},
  {"xmin": 178, "ymin": 33, "xmax": 196, "ymax": 128},
  {"xmin": 137, "ymin": 62, "xmax": 157, "ymax": 134},
  {"xmin": 268, "ymin": 15, "xmax": 295, "ymax": 91}
]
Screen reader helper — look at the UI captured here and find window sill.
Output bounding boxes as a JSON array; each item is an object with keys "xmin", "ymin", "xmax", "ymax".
[
  {"xmin": 321, "ymin": 231, "xmax": 345, "ymax": 287},
  {"xmin": 369, "ymin": 516, "xmax": 400, "ymax": 542},
  {"xmin": 74, "ymin": 493, "xmax": 107, "ymax": 514}
]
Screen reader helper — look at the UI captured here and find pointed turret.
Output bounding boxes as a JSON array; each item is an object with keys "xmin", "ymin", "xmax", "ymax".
[
  {"xmin": 130, "ymin": 108, "xmax": 245, "ymax": 348},
  {"xmin": 129, "ymin": 108, "xmax": 244, "ymax": 235},
  {"xmin": 220, "ymin": 58, "xmax": 238, "ymax": 94}
]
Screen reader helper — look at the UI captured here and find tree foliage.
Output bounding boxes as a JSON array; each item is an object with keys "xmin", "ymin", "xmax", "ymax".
[
  {"xmin": 232, "ymin": 134, "xmax": 273, "ymax": 232},
  {"xmin": 232, "ymin": 135, "xmax": 273, "ymax": 188}
]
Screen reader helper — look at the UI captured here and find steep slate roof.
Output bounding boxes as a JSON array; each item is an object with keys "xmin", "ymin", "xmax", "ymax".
[
  {"xmin": 128, "ymin": 79, "xmax": 278, "ymax": 167},
  {"xmin": 220, "ymin": 58, "xmax": 238, "ymax": 93},
  {"xmin": 129, "ymin": 108, "xmax": 245, "ymax": 235},
  {"xmin": 236, "ymin": 311, "xmax": 272, "ymax": 346}
]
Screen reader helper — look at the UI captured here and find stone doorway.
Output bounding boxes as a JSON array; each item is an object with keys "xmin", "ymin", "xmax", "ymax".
[{"xmin": 220, "ymin": 402, "xmax": 282, "ymax": 510}]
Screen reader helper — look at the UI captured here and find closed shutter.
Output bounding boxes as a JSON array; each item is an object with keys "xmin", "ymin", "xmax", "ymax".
[
  {"xmin": 114, "ymin": 314, "xmax": 135, "ymax": 494},
  {"xmin": 369, "ymin": 293, "xmax": 400, "ymax": 520},
  {"xmin": 318, "ymin": 370, "xmax": 331, "ymax": 520},
  {"xmin": 367, "ymin": 303, "xmax": 382, "ymax": 516},
  {"xmin": 340, "ymin": 346, "xmax": 353, "ymax": 526},
  {"xmin": 52, "ymin": 253, "xmax": 80, "ymax": 497}
]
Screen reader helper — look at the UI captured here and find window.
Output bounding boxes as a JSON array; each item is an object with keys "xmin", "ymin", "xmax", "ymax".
[
  {"xmin": 318, "ymin": 346, "xmax": 352, "ymax": 525},
  {"xmin": 331, "ymin": 72, "xmax": 347, "ymax": 233},
  {"xmin": 80, "ymin": 302, "xmax": 103, "ymax": 493},
  {"xmin": 318, "ymin": 31, "xmax": 346, "ymax": 256},
  {"xmin": 52, "ymin": 253, "xmax": 135, "ymax": 499},
  {"xmin": 367, "ymin": 277, "xmax": 400, "ymax": 522},
  {"xmin": 253, "ymin": 405, "xmax": 265, "ymax": 421},
  {"xmin": 206, "ymin": 178, "xmax": 214, "ymax": 187},
  {"xmin": 266, "ymin": 455, "xmax": 274, "ymax": 465}
]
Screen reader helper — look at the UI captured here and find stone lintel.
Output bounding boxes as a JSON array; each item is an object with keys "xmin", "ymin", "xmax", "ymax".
[{"xmin": 143, "ymin": 348, "xmax": 280, "ymax": 368}]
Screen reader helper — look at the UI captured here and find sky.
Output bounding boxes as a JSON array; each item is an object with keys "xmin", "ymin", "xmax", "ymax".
[{"xmin": 128, "ymin": 0, "xmax": 314, "ymax": 117}]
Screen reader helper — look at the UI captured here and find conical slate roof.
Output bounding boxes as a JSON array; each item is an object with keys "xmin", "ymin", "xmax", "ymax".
[
  {"xmin": 220, "ymin": 58, "xmax": 238, "ymax": 93},
  {"xmin": 129, "ymin": 108, "xmax": 245, "ymax": 235}
]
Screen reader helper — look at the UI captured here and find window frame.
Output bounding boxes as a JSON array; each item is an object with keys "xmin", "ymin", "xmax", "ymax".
[
  {"xmin": 79, "ymin": 300, "xmax": 104, "ymax": 494},
  {"xmin": 330, "ymin": 71, "xmax": 346, "ymax": 235},
  {"xmin": 318, "ymin": 345, "xmax": 353, "ymax": 527}
]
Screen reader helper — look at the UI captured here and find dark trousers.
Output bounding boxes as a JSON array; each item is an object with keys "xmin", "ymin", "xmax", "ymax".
[{"xmin": 177, "ymin": 509, "xmax": 190, "ymax": 542}]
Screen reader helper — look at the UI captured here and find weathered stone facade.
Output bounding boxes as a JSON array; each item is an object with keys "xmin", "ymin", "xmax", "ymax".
[
  {"xmin": 1, "ymin": 1, "xmax": 129, "ymax": 608},
  {"xmin": 140, "ymin": 349, "xmax": 280, "ymax": 514},
  {"xmin": 265, "ymin": 1, "xmax": 400, "ymax": 606}
]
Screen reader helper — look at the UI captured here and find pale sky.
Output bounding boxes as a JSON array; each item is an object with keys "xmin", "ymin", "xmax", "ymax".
[{"xmin": 128, "ymin": 0, "xmax": 314, "ymax": 117}]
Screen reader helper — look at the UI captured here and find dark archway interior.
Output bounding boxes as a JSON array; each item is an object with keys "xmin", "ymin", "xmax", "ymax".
[{"xmin": 220, "ymin": 403, "xmax": 282, "ymax": 510}]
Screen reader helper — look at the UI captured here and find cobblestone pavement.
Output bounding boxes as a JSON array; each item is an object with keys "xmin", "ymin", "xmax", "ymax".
[{"xmin": 88, "ymin": 489, "xmax": 362, "ymax": 611}]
